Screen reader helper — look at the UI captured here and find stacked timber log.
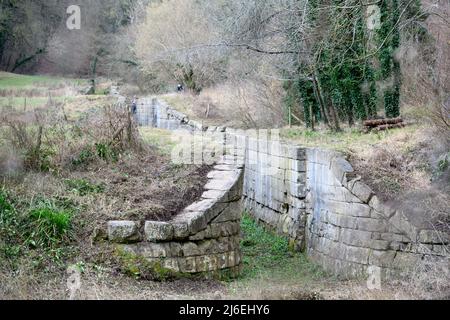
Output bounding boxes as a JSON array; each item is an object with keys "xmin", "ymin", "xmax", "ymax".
[{"xmin": 363, "ymin": 117, "xmax": 405, "ymax": 133}]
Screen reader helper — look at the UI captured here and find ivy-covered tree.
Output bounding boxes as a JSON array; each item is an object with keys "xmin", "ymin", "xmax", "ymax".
[{"xmin": 283, "ymin": 0, "xmax": 425, "ymax": 130}]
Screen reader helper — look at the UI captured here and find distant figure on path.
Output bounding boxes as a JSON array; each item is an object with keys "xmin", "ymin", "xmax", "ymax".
[
  {"xmin": 131, "ymin": 97, "xmax": 138, "ymax": 115},
  {"xmin": 177, "ymin": 84, "xmax": 184, "ymax": 92}
]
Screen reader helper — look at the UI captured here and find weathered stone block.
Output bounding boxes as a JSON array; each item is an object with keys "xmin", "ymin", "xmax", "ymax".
[
  {"xmin": 392, "ymin": 252, "xmax": 421, "ymax": 269},
  {"xmin": 145, "ymin": 221, "xmax": 174, "ymax": 242},
  {"xmin": 108, "ymin": 221, "xmax": 141, "ymax": 243},
  {"xmin": 357, "ymin": 218, "xmax": 387, "ymax": 233},
  {"xmin": 173, "ymin": 222, "xmax": 190, "ymax": 240},
  {"xmin": 162, "ymin": 258, "xmax": 180, "ymax": 272},
  {"xmin": 418, "ymin": 230, "xmax": 450, "ymax": 244},
  {"xmin": 182, "ymin": 242, "xmax": 201, "ymax": 257},
  {"xmin": 212, "ymin": 203, "xmax": 242, "ymax": 223},
  {"xmin": 201, "ymin": 189, "xmax": 228, "ymax": 201},
  {"xmin": 218, "ymin": 252, "xmax": 229, "ymax": 269},
  {"xmin": 139, "ymin": 243, "xmax": 170, "ymax": 258},
  {"xmin": 331, "ymin": 158, "xmax": 354, "ymax": 184},
  {"xmin": 322, "ymin": 224, "xmax": 341, "ymax": 241},
  {"xmin": 341, "ymin": 229, "xmax": 372, "ymax": 247},
  {"xmin": 195, "ymin": 255, "xmax": 219, "ymax": 273},
  {"xmin": 168, "ymin": 242, "xmax": 183, "ymax": 257},
  {"xmin": 351, "ymin": 181, "xmax": 373, "ymax": 203},
  {"xmin": 210, "ymin": 222, "xmax": 240, "ymax": 238},
  {"xmin": 174, "ymin": 211, "xmax": 207, "ymax": 235},
  {"xmin": 324, "ymin": 200, "xmax": 371, "ymax": 217},
  {"xmin": 380, "ymin": 232, "xmax": 407, "ymax": 242},
  {"xmin": 289, "ymin": 182, "xmax": 308, "ymax": 198},
  {"xmin": 227, "ymin": 250, "xmax": 237, "ymax": 267},
  {"xmin": 178, "ymin": 257, "xmax": 197, "ymax": 273},
  {"xmin": 214, "ymin": 164, "xmax": 236, "ymax": 171},
  {"xmin": 389, "ymin": 212, "xmax": 418, "ymax": 241},
  {"xmin": 336, "ymin": 215, "xmax": 358, "ymax": 229},
  {"xmin": 189, "ymin": 226, "xmax": 212, "ymax": 241},
  {"xmin": 369, "ymin": 250, "xmax": 396, "ymax": 267},
  {"xmin": 287, "ymin": 146, "xmax": 307, "ymax": 160},
  {"xmin": 205, "ymin": 179, "xmax": 237, "ymax": 192},
  {"xmin": 369, "ymin": 196, "xmax": 396, "ymax": 219},
  {"xmin": 345, "ymin": 246, "xmax": 370, "ymax": 265}
]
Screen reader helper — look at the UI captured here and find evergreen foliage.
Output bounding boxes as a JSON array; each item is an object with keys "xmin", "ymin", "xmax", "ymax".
[{"xmin": 284, "ymin": 0, "xmax": 425, "ymax": 129}]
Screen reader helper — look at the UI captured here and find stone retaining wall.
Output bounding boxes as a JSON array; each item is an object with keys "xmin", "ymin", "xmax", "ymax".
[
  {"xmin": 107, "ymin": 92, "xmax": 448, "ymax": 279},
  {"xmin": 107, "ymin": 160, "xmax": 244, "ymax": 275},
  {"xmin": 305, "ymin": 148, "xmax": 449, "ymax": 278},
  {"xmin": 136, "ymin": 97, "xmax": 204, "ymax": 131},
  {"xmin": 241, "ymin": 134, "xmax": 308, "ymax": 251}
]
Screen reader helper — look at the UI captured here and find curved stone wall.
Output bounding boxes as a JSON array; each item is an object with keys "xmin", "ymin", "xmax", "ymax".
[
  {"xmin": 107, "ymin": 160, "xmax": 244, "ymax": 275},
  {"xmin": 107, "ymin": 92, "xmax": 448, "ymax": 279},
  {"xmin": 305, "ymin": 148, "xmax": 449, "ymax": 278}
]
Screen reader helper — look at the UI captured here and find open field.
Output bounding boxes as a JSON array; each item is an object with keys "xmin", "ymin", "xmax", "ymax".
[{"xmin": 0, "ymin": 72, "xmax": 115, "ymax": 120}]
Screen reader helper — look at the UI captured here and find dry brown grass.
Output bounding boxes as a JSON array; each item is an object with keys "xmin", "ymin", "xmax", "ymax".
[{"xmin": 159, "ymin": 80, "xmax": 285, "ymax": 129}]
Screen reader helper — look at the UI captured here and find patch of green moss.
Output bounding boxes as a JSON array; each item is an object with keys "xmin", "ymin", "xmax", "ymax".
[{"xmin": 114, "ymin": 246, "xmax": 183, "ymax": 281}]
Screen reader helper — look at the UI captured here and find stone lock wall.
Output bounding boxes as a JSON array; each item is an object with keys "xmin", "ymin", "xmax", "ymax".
[
  {"xmin": 106, "ymin": 93, "xmax": 449, "ymax": 278},
  {"xmin": 239, "ymin": 136, "xmax": 449, "ymax": 278},
  {"xmin": 305, "ymin": 148, "xmax": 449, "ymax": 278},
  {"xmin": 136, "ymin": 98, "xmax": 204, "ymax": 131},
  {"xmin": 107, "ymin": 162, "xmax": 244, "ymax": 275},
  {"xmin": 241, "ymin": 134, "xmax": 308, "ymax": 251}
]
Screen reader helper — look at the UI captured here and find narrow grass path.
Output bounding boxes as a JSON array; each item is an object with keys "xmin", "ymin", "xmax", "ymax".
[{"xmin": 226, "ymin": 215, "xmax": 334, "ymax": 299}]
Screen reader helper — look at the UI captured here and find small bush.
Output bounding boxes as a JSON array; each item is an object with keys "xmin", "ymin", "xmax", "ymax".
[
  {"xmin": 71, "ymin": 147, "xmax": 95, "ymax": 167},
  {"xmin": 438, "ymin": 153, "xmax": 449, "ymax": 173},
  {"xmin": 95, "ymin": 143, "xmax": 118, "ymax": 162},
  {"xmin": 25, "ymin": 146, "xmax": 55, "ymax": 172}
]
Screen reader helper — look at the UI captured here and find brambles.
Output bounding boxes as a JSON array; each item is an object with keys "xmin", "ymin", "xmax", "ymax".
[{"xmin": 0, "ymin": 100, "xmax": 144, "ymax": 175}]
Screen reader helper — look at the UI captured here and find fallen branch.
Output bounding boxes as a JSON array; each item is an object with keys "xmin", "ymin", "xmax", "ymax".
[{"xmin": 364, "ymin": 117, "xmax": 404, "ymax": 128}]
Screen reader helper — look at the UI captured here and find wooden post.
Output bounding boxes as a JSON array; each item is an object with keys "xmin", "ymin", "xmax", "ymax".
[{"xmin": 288, "ymin": 105, "xmax": 292, "ymax": 128}]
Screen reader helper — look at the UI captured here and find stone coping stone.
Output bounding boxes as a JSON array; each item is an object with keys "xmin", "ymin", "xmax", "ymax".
[
  {"xmin": 145, "ymin": 221, "xmax": 174, "ymax": 242},
  {"xmin": 108, "ymin": 221, "xmax": 141, "ymax": 243}
]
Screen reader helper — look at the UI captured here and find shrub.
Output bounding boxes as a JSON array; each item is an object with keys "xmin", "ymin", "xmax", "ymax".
[
  {"xmin": 95, "ymin": 143, "xmax": 118, "ymax": 162},
  {"xmin": 1, "ymin": 100, "xmax": 144, "ymax": 174},
  {"xmin": 71, "ymin": 147, "xmax": 95, "ymax": 167}
]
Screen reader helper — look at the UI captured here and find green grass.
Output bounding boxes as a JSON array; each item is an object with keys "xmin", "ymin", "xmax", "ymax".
[
  {"xmin": 28, "ymin": 206, "xmax": 72, "ymax": 248},
  {"xmin": 140, "ymin": 127, "xmax": 179, "ymax": 156},
  {"xmin": 0, "ymin": 72, "xmax": 81, "ymax": 89},
  {"xmin": 0, "ymin": 96, "xmax": 75, "ymax": 109},
  {"xmin": 238, "ymin": 214, "xmax": 326, "ymax": 282},
  {"xmin": 0, "ymin": 190, "xmax": 75, "ymax": 269}
]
